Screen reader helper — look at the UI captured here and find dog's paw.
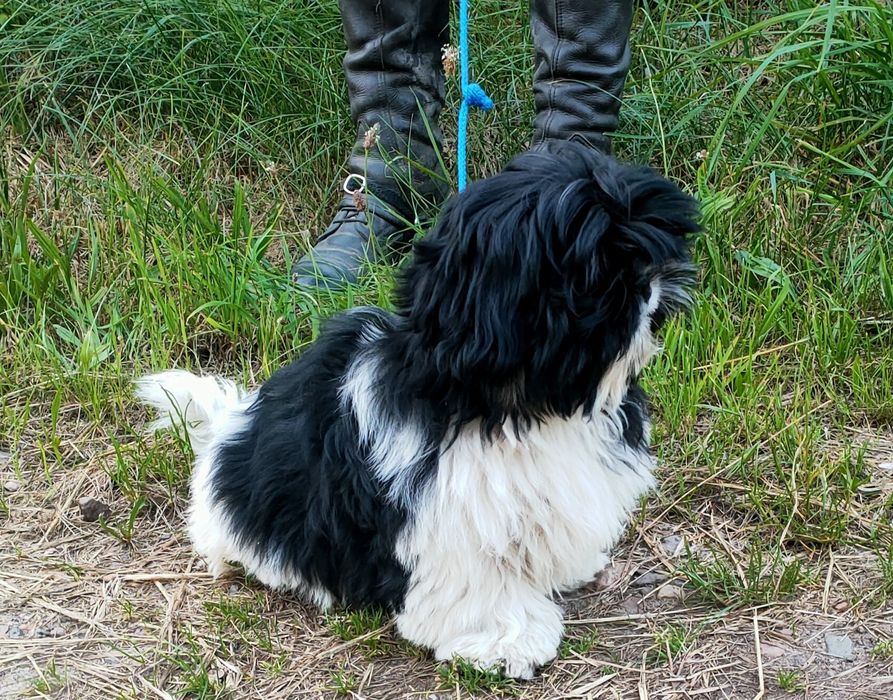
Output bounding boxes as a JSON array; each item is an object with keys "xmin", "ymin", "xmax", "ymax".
[
  {"xmin": 448, "ymin": 645, "xmax": 555, "ymax": 680},
  {"xmin": 203, "ymin": 555, "xmax": 234, "ymax": 578},
  {"xmin": 500, "ymin": 650, "xmax": 545, "ymax": 681},
  {"xmin": 436, "ymin": 626, "xmax": 561, "ymax": 680}
]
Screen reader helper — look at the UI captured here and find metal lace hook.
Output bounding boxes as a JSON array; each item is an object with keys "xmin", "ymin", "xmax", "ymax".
[{"xmin": 343, "ymin": 173, "xmax": 366, "ymax": 195}]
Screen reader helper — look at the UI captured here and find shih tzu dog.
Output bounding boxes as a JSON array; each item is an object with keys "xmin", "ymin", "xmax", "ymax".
[{"xmin": 136, "ymin": 140, "xmax": 699, "ymax": 679}]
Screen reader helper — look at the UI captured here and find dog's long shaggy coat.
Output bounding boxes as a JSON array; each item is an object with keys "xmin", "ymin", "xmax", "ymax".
[{"xmin": 137, "ymin": 141, "xmax": 699, "ymax": 678}]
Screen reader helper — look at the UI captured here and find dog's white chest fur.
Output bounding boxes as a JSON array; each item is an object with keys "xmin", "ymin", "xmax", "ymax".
[{"xmin": 394, "ymin": 409, "xmax": 654, "ymax": 676}]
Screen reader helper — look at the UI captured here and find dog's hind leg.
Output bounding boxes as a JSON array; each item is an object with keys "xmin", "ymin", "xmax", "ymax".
[{"xmin": 186, "ymin": 452, "xmax": 237, "ymax": 578}]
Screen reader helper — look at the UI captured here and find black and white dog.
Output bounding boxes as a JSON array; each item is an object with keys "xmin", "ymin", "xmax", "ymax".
[{"xmin": 136, "ymin": 140, "xmax": 699, "ymax": 678}]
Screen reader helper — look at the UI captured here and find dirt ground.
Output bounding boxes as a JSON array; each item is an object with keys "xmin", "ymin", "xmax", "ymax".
[{"xmin": 3, "ymin": 428, "xmax": 893, "ymax": 700}]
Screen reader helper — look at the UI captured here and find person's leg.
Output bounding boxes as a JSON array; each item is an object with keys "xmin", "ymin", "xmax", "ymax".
[
  {"xmin": 530, "ymin": 0, "xmax": 634, "ymax": 154},
  {"xmin": 293, "ymin": 0, "xmax": 450, "ymax": 290}
]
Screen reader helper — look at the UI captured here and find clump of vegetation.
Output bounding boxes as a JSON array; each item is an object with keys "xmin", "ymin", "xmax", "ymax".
[{"xmin": 438, "ymin": 657, "xmax": 518, "ymax": 695}]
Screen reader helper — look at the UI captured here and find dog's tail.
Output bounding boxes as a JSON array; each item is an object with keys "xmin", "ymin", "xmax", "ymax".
[{"xmin": 134, "ymin": 370, "xmax": 246, "ymax": 455}]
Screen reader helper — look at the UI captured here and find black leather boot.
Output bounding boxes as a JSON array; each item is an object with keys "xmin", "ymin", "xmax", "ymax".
[
  {"xmin": 530, "ymin": 0, "xmax": 634, "ymax": 154},
  {"xmin": 293, "ymin": 0, "xmax": 450, "ymax": 291}
]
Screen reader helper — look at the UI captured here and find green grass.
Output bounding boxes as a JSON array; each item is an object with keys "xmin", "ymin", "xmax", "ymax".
[
  {"xmin": 165, "ymin": 628, "xmax": 226, "ymax": 699},
  {"xmin": 557, "ymin": 628, "xmax": 600, "ymax": 659},
  {"xmin": 870, "ymin": 639, "xmax": 893, "ymax": 659},
  {"xmin": 776, "ymin": 669, "xmax": 803, "ymax": 693},
  {"xmin": 204, "ymin": 592, "xmax": 275, "ymax": 653},
  {"xmin": 328, "ymin": 667, "xmax": 358, "ymax": 696},
  {"xmin": 324, "ymin": 607, "xmax": 392, "ymax": 657},
  {"xmin": 678, "ymin": 540, "xmax": 811, "ymax": 607},
  {"xmin": 30, "ymin": 660, "xmax": 66, "ymax": 695},
  {"xmin": 1, "ymin": 0, "xmax": 892, "ymax": 695},
  {"xmin": 650, "ymin": 623, "xmax": 695, "ymax": 665},
  {"xmin": 437, "ymin": 657, "xmax": 518, "ymax": 695}
]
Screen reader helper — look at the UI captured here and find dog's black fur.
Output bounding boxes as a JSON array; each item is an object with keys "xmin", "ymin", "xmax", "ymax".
[
  {"xmin": 212, "ymin": 308, "xmax": 417, "ymax": 607},
  {"xmin": 387, "ymin": 142, "xmax": 697, "ymax": 436}
]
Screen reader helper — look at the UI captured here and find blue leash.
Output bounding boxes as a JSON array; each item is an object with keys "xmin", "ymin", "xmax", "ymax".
[{"xmin": 457, "ymin": 0, "xmax": 493, "ymax": 191}]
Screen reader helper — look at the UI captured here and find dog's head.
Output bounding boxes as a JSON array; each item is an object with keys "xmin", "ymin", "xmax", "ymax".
[{"xmin": 393, "ymin": 140, "xmax": 700, "ymax": 433}]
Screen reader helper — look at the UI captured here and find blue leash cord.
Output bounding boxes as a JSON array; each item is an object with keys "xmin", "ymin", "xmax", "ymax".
[{"xmin": 457, "ymin": 0, "xmax": 493, "ymax": 192}]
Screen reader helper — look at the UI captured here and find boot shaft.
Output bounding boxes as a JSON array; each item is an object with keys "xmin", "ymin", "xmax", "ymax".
[
  {"xmin": 339, "ymin": 0, "xmax": 450, "ymax": 207},
  {"xmin": 531, "ymin": 0, "xmax": 634, "ymax": 151},
  {"xmin": 336, "ymin": 0, "xmax": 635, "ymax": 190},
  {"xmin": 340, "ymin": 0, "xmax": 449, "ymax": 154}
]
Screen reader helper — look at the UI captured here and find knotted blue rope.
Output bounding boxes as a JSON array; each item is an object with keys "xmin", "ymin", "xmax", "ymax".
[{"xmin": 457, "ymin": 0, "xmax": 493, "ymax": 192}]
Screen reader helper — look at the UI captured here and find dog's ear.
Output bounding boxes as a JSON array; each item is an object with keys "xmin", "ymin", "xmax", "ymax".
[{"xmin": 395, "ymin": 173, "xmax": 537, "ymax": 383}]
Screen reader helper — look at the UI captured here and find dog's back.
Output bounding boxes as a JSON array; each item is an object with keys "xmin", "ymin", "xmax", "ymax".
[{"xmin": 137, "ymin": 307, "xmax": 419, "ymax": 608}]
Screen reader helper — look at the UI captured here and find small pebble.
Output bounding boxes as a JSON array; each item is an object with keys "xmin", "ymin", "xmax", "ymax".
[
  {"xmin": 50, "ymin": 626, "xmax": 65, "ymax": 638},
  {"xmin": 7, "ymin": 625, "xmax": 23, "ymax": 639},
  {"xmin": 78, "ymin": 496, "xmax": 112, "ymax": 523},
  {"xmin": 833, "ymin": 600, "xmax": 850, "ymax": 612},
  {"xmin": 619, "ymin": 597, "xmax": 640, "ymax": 615},
  {"xmin": 656, "ymin": 584, "xmax": 684, "ymax": 600},
  {"xmin": 4, "ymin": 480, "xmax": 20, "ymax": 493},
  {"xmin": 593, "ymin": 564, "xmax": 619, "ymax": 591},
  {"xmin": 0, "ymin": 450, "xmax": 10, "ymax": 464},
  {"xmin": 631, "ymin": 571, "xmax": 667, "ymax": 587},
  {"xmin": 760, "ymin": 643, "xmax": 788, "ymax": 659},
  {"xmin": 661, "ymin": 534, "xmax": 684, "ymax": 557},
  {"xmin": 878, "ymin": 461, "xmax": 893, "ymax": 471},
  {"xmin": 227, "ymin": 584, "xmax": 241, "ymax": 597},
  {"xmin": 825, "ymin": 632, "xmax": 854, "ymax": 660}
]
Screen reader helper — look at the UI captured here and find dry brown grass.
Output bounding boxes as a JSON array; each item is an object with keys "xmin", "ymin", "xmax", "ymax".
[{"xmin": 2, "ymin": 398, "xmax": 892, "ymax": 699}]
